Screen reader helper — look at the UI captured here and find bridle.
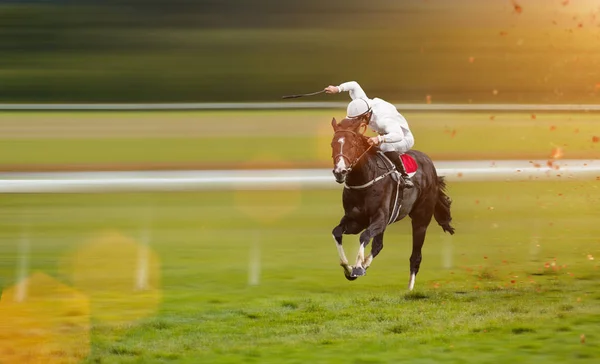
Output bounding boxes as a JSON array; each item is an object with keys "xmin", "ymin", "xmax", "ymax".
[{"xmin": 333, "ymin": 129, "xmax": 373, "ymax": 172}]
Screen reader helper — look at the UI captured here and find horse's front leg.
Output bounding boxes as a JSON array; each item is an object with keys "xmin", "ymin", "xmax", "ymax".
[
  {"xmin": 352, "ymin": 212, "xmax": 387, "ymax": 277},
  {"xmin": 332, "ymin": 224, "xmax": 352, "ymax": 277},
  {"xmin": 332, "ymin": 217, "xmax": 363, "ymax": 280},
  {"xmin": 363, "ymin": 232, "xmax": 384, "ymax": 270}
]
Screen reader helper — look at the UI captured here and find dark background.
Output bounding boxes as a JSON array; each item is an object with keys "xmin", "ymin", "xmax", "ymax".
[{"xmin": 1, "ymin": 0, "xmax": 598, "ymax": 103}]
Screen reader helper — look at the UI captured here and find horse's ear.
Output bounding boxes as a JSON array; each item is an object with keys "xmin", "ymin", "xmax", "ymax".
[
  {"xmin": 331, "ymin": 118, "xmax": 338, "ymax": 130},
  {"xmin": 358, "ymin": 122, "xmax": 367, "ymax": 135}
]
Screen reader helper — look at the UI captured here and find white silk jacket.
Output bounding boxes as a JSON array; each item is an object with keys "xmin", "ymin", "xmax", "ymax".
[{"xmin": 337, "ymin": 81, "xmax": 411, "ymax": 144}]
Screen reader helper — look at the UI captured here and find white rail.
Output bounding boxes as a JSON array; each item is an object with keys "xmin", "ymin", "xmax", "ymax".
[{"xmin": 1, "ymin": 160, "xmax": 598, "ymax": 193}]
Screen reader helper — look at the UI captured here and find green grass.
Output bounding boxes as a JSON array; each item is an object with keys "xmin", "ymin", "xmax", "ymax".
[
  {"xmin": 1, "ymin": 180, "xmax": 599, "ymax": 362},
  {"xmin": 0, "ymin": 110, "xmax": 599, "ymax": 167},
  {"xmin": 0, "ymin": 136, "xmax": 319, "ymax": 166}
]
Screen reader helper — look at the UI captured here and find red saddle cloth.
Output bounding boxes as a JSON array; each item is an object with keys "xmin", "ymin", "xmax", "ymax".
[{"xmin": 400, "ymin": 153, "xmax": 418, "ymax": 174}]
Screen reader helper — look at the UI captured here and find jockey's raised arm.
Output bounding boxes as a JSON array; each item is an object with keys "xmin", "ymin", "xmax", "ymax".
[{"xmin": 337, "ymin": 81, "xmax": 368, "ymax": 100}]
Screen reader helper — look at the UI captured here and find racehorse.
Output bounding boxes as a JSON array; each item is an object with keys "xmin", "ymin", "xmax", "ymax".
[{"xmin": 330, "ymin": 117, "xmax": 455, "ymax": 290}]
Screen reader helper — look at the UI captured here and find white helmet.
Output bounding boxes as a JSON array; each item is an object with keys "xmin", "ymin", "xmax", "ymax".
[{"xmin": 346, "ymin": 98, "xmax": 371, "ymax": 119}]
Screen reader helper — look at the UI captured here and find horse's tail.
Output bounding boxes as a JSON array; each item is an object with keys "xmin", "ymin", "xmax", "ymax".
[{"xmin": 434, "ymin": 176, "xmax": 455, "ymax": 235}]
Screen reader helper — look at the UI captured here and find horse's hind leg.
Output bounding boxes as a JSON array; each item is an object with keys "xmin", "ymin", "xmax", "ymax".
[{"xmin": 408, "ymin": 217, "xmax": 433, "ymax": 290}]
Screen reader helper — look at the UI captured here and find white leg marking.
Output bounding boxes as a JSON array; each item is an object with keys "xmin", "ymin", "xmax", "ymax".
[
  {"xmin": 363, "ymin": 254, "xmax": 373, "ymax": 269},
  {"xmin": 408, "ymin": 273, "xmax": 416, "ymax": 291},
  {"xmin": 332, "ymin": 234, "xmax": 349, "ymax": 264},
  {"xmin": 355, "ymin": 243, "xmax": 365, "ymax": 268}
]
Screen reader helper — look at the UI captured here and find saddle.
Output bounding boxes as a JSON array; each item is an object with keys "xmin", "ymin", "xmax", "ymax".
[
  {"xmin": 382, "ymin": 152, "xmax": 418, "ymax": 183},
  {"xmin": 400, "ymin": 153, "xmax": 418, "ymax": 176}
]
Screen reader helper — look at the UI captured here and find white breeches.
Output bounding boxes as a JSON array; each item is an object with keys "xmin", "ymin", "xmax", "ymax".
[{"xmin": 379, "ymin": 131, "xmax": 415, "ymax": 153}]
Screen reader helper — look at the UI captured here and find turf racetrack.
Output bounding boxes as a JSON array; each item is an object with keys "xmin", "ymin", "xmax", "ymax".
[
  {"xmin": 1, "ymin": 180, "xmax": 599, "ymax": 363},
  {"xmin": 0, "ymin": 110, "xmax": 598, "ymax": 170}
]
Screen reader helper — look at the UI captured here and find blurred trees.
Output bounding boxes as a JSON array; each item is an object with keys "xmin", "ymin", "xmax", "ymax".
[{"xmin": 0, "ymin": 1, "xmax": 597, "ymax": 103}]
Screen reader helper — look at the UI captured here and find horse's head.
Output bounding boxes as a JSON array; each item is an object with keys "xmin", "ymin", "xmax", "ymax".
[{"xmin": 330, "ymin": 117, "xmax": 369, "ymax": 184}]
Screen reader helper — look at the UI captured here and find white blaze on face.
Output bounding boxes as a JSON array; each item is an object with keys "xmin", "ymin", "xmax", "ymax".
[{"xmin": 334, "ymin": 137, "xmax": 347, "ymax": 173}]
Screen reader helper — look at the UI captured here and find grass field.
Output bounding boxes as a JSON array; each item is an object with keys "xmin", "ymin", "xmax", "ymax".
[
  {"xmin": 1, "ymin": 180, "xmax": 599, "ymax": 363},
  {"xmin": 0, "ymin": 110, "xmax": 599, "ymax": 169}
]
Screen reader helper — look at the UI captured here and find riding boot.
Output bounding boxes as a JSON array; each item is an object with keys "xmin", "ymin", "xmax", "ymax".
[{"xmin": 384, "ymin": 152, "xmax": 414, "ymax": 188}]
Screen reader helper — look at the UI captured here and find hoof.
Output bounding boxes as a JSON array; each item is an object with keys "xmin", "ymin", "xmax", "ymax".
[
  {"xmin": 342, "ymin": 265, "xmax": 356, "ymax": 281},
  {"xmin": 344, "ymin": 274, "xmax": 358, "ymax": 281},
  {"xmin": 351, "ymin": 266, "xmax": 366, "ymax": 277}
]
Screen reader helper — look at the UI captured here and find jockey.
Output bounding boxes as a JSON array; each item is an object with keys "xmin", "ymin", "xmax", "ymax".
[{"xmin": 325, "ymin": 81, "xmax": 415, "ymax": 188}]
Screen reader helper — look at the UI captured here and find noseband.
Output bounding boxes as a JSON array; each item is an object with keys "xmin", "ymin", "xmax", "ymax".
[{"xmin": 333, "ymin": 129, "xmax": 373, "ymax": 172}]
